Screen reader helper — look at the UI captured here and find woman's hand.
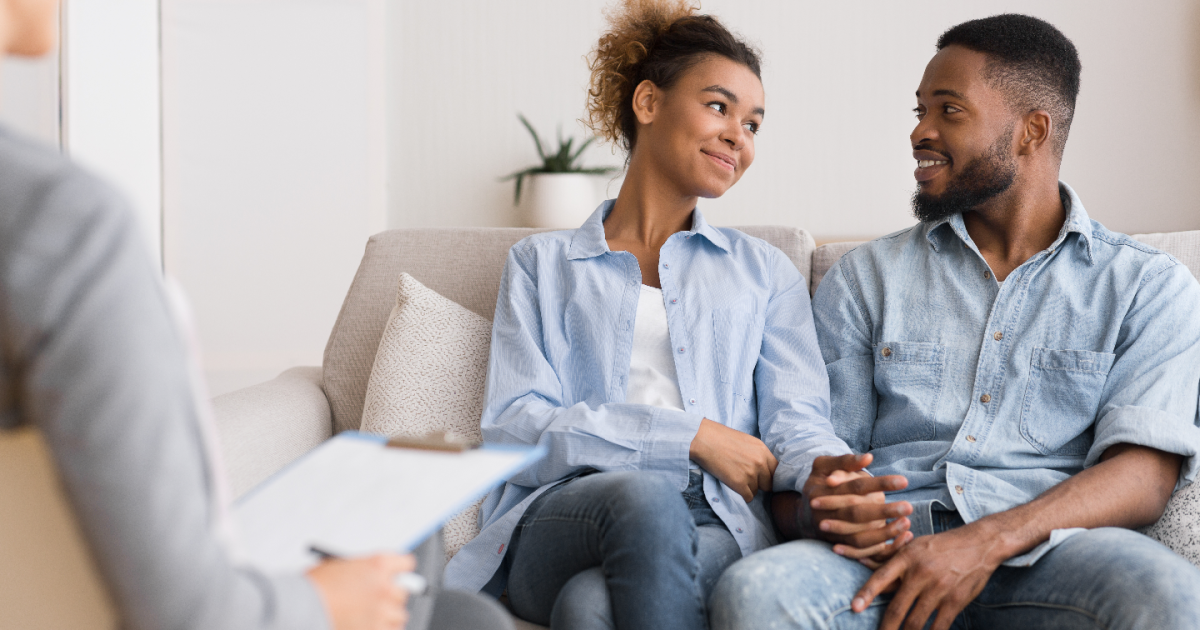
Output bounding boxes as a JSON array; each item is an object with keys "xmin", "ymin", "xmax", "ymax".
[
  {"xmin": 690, "ymin": 418, "xmax": 778, "ymax": 502},
  {"xmin": 308, "ymin": 553, "xmax": 415, "ymax": 630}
]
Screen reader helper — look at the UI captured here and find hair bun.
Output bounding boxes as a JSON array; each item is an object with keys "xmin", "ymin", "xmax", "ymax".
[
  {"xmin": 585, "ymin": 1, "xmax": 760, "ymax": 154},
  {"xmin": 586, "ymin": 0, "xmax": 700, "ymax": 148}
]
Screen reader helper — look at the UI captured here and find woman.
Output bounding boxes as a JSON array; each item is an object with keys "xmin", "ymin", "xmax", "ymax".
[{"xmin": 444, "ymin": 2, "xmax": 881, "ymax": 628}]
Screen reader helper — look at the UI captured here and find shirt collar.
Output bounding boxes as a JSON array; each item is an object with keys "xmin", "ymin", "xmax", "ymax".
[
  {"xmin": 924, "ymin": 181, "xmax": 1095, "ymax": 264},
  {"xmin": 567, "ymin": 199, "xmax": 731, "ymax": 260}
]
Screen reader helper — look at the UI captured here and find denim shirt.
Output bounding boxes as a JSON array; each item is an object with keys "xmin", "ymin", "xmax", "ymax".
[
  {"xmin": 812, "ymin": 182, "xmax": 1200, "ymax": 566},
  {"xmin": 444, "ymin": 201, "xmax": 851, "ymax": 592}
]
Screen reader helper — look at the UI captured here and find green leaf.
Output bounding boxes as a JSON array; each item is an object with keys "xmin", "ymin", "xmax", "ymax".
[
  {"xmin": 504, "ymin": 114, "xmax": 623, "ymax": 199},
  {"xmin": 517, "ymin": 113, "xmax": 547, "ymax": 161},
  {"xmin": 569, "ymin": 135, "xmax": 598, "ymax": 166}
]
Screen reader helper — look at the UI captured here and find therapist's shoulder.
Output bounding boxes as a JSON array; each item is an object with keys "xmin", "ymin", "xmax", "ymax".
[{"xmin": 0, "ymin": 125, "xmax": 135, "ymax": 248}]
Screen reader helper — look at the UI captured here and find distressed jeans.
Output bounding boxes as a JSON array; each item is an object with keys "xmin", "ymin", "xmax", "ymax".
[
  {"xmin": 710, "ymin": 509, "xmax": 1200, "ymax": 630},
  {"xmin": 506, "ymin": 470, "xmax": 742, "ymax": 630}
]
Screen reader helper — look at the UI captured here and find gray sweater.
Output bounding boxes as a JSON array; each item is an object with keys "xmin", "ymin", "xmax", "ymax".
[{"xmin": 0, "ymin": 126, "xmax": 328, "ymax": 630}]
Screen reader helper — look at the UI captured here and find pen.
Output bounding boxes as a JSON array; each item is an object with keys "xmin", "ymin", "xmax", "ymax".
[{"xmin": 309, "ymin": 545, "xmax": 429, "ymax": 595}]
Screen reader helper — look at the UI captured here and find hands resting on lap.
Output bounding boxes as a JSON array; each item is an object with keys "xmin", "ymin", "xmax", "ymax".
[{"xmin": 690, "ymin": 420, "xmax": 913, "ymax": 564}]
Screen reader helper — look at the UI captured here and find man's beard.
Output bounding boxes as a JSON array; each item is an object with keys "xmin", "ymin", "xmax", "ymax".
[{"xmin": 911, "ymin": 131, "xmax": 1017, "ymax": 223}]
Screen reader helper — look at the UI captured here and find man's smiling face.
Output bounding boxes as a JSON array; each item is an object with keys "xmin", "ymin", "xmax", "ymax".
[{"xmin": 910, "ymin": 45, "xmax": 1020, "ymax": 222}]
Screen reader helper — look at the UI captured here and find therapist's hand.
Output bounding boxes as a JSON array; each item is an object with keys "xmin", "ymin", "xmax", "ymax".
[
  {"xmin": 690, "ymin": 418, "xmax": 778, "ymax": 502},
  {"xmin": 308, "ymin": 553, "xmax": 416, "ymax": 630}
]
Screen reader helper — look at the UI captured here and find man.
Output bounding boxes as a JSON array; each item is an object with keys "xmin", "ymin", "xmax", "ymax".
[{"xmin": 710, "ymin": 14, "xmax": 1200, "ymax": 630}]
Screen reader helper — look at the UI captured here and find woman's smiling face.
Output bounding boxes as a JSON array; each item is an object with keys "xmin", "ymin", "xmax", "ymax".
[{"xmin": 632, "ymin": 54, "xmax": 765, "ymax": 199}]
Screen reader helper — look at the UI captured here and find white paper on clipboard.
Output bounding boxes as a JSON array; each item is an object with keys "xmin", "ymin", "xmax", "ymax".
[{"xmin": 232, "ymin": 431, "xmax": 543, "ymax": 573}]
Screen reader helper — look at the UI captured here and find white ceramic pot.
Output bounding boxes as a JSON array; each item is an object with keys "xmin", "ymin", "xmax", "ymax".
[{"xmin": 518, "ymin": 173, "xmax": 605, "ymax": 229}]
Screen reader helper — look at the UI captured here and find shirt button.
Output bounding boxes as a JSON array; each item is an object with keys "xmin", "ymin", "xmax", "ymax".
[
  {"xmin": 671, "ymin": 298, "xmax": 678, "ymax": 304},
  {"xmin": 955, "ymin": 485, "xmax": 964, "ymax": 494},
  {"xmin": 678, "ymin": 347, "xmax": 686, "ymax": 353},
  {"xmin": 712, "ymin": 497, "xmax": 720, "ymax": 503},
  {"xmin": 966, "ymin": 435, "xmax": 977, "ymax": 443},
  {"xmin": 689, "ymin": 398, "xmax": 697, "ymax": 405},
  {"xmin": 881, "ymin": 347, "xmax": 892, "ymax": 358},
  {"xmin": 663, "ymin": 263, "xmax": 670, "ymax": 269},
  {"xmin": 736, "ymin": 527, "xmax": 743, "ymax": 533},
  {"xmin": 994, "ymin": 331, "xmax": 1003, "ymax": 341},
  {"xmin": 980, "ymin": 394, "xmax": 991, "ymax": 403},
  {"xmin": 984, "ymin": 270, "xmax": 992, "ymax": 279}
]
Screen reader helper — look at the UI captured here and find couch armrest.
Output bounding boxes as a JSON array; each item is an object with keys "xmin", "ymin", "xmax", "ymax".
[{"xmin": 211, "ymin": 366, "xmax": 333, "ymax": 499}]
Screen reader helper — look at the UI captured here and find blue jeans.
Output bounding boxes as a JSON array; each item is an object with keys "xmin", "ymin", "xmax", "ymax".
[
  {"xmin": 506, "ymin": 470, "xmax": 741, "ymax": 630},
  {"xmin": 710, "ymin": 509, "xmax": 1200, "ymax": 630}
]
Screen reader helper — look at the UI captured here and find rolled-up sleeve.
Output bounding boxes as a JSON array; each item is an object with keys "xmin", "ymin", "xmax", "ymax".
[
  {"xmin": 1088, "ymin": 261, "xmax": 1200, "ymax": 488},
  {"xmin": 481, "ymin": 246, "xmax": 704, "ymax": 490},
  {"xmin": 756, "ymin": 249, "xmax": 851, "ymax": 493}
]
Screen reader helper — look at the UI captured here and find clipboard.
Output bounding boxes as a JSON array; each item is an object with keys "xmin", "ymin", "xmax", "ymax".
[{"xmin": 232, "ymin": 431, "xmax": 543, "ymax": 573}]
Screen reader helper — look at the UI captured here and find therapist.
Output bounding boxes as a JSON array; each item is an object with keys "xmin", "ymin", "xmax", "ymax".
[{"xmin": 0, "ymin": 1, "xmax": 509, "ymax": 629}]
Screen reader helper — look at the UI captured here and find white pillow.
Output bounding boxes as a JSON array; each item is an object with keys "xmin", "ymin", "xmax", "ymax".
[
  {"xmin": 360, "ymin": 273, "xmax": 492, "ymax": 560},
  {"xmin": 1141, "ymin": 479, "xmax": 1200, "ymax": 568}
]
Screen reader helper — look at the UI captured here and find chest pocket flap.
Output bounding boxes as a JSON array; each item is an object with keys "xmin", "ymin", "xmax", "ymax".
[
  {"xmin": 1020, "ymin": 347, "xmax": 1116, "ymax": 456},
  {"xmin": 872, "ymin": 340, "xmax": 944, "ymax": 447}
]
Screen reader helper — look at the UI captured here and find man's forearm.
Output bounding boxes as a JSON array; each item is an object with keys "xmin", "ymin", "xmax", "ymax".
[{"xmin": 972, "ymin": 444, "xmax": 1181, "ymax": 562}]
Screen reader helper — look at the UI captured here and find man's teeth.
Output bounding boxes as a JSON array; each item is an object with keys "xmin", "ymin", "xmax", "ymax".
[{"xmin": 917, "ymin": 160, "xmax": 949, "ymax": 168}]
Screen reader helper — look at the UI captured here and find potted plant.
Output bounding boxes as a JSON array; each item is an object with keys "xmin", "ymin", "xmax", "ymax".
[{"xmin": 502, "ymin": 114, "xmax": 620, "ymax": 228}]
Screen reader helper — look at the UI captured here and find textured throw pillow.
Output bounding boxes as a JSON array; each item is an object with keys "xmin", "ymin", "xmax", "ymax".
[
  {"xmin": 360, "ymin": 273, "xmax": 492, "ymax": 561},
  {"xmin": 1141, "ymin": 478, "xmax": 1200, "ymax": 568}
]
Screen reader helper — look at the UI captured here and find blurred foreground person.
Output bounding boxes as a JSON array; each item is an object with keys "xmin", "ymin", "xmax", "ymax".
[{"xmin": 0, "ymin": 2, "xmax": 511, "ymax": 629}]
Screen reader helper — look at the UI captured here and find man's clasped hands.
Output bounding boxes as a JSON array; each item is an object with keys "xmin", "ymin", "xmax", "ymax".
[{"xmin": 692, "ymin": 417, "xmax": 1000, "ymax": 629}]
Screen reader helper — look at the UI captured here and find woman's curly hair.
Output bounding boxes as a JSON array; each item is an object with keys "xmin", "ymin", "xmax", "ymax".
[{"xmin": 585, "ymin": 0, "xmax": 761, "ymax": 153}]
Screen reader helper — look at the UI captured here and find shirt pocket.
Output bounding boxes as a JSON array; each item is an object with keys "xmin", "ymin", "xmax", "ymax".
[
  {"xmin": 1019, "ymin": 348, "xmax": 1116, "ymax": 456},
  {"xmin": 872, "ymin": 341, "xmax": 944, "ymax": 448},
  {"xmin": 712, "ymin": 307, "xmax": 760, "ymax": 398}
]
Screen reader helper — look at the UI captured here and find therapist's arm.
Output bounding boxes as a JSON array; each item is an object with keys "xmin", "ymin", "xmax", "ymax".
[{"xmin": 7, "ymin": 167, "xmax": 404, "ymax": 630}]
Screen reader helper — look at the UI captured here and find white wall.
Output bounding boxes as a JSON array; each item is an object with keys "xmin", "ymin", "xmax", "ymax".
[
  {"xmin": 63, "ymin": 0, "xmax": 163, "ymax": 259},
  {"xmin": 0, "ymin": 54, "xmax": 60, "ymax": 147},
  {"xmin": 388, "ymin": 0, "xmax": 1200, "ymax": 240},
  {"xmin": 162, "ymin": 0, "xmax": 387, "ymax": 396}
]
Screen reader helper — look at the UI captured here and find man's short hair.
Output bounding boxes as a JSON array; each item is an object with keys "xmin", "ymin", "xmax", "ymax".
[{"xmin": 937, "ymin": 14, "xmax": 1081, "ymax": 159}]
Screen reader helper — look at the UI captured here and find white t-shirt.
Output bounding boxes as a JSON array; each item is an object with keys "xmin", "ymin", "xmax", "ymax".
[
  {"xmin": 626, "ymin": 285, "xmax": 686, "ymax": 410},
  {"xmin": 627, "ymin": 285, "xmax": 700, "ymax": 469}
]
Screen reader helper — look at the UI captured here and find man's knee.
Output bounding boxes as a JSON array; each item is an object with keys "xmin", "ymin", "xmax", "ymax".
[
  {"xmin": 1058, "ymin": 528, "xmax": 1200, "ymax": 626},
  {"xmin": 710, "ymin": 540, "xmax": 873, "ymax": 630},
  {"xmin": 986, "ymin": 528, "xmax": 1200, "ymax": 630}
]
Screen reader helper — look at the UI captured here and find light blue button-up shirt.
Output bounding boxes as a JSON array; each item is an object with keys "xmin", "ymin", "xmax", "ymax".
[
  {"xmin": 812, "ymin": 182, "xmax": 1200, "ymax": 566},
  {"xmin": 445, "ymin": 201, "xmax": 851, "ymax": 592}
]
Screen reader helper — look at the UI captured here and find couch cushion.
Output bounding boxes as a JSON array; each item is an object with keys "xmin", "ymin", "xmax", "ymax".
[
  {"xmin": 810, "ymin": 241, "xmax": 865, "ymax": 295},
  {"xmin": 322, "ymin": 225, "xmax": 814, "ymax": 434},
  {"xmin": 1132, "ymin": 230, "xmax": 1200, "ymax": 281},
  {"xmin": 359, "ymin": 273, "xmax": 492, "ymax": 560}
]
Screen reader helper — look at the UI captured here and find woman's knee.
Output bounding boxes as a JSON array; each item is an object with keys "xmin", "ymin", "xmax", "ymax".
[
  {"xmin": 550, "ymin": 568, "xmax": 614, "ymax": 630},
  {"xmin": 581, "ymin": 471, "xmax": 690, "ymax": 526}
]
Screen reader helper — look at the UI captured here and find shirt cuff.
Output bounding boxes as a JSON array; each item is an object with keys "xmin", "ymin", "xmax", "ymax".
[
  {"xmin": 1090, "ymin": 405, "xmax": 1200, "ymax": 490},
  {"xmin": 268, "ymin": 572, "xmax": 332, "ymax": 630},
  {"xmin": 640, "ymin": 407, "xmax": 704, "ymax": 490}
]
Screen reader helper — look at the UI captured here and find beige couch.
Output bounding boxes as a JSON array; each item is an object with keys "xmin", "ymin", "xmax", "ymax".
[{"xmin": 213, "ymin": 226, "xmax": 1200, "ymax": 629}]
